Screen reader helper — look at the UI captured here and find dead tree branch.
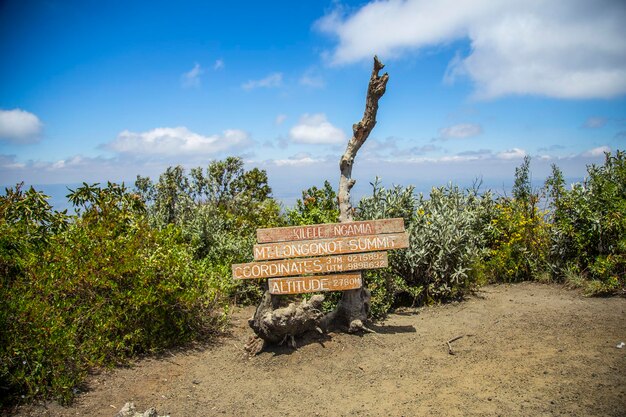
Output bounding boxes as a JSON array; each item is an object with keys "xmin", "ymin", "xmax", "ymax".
[
  {"xmin": 330, "ymin": 56, "xmax": 389, "ymax": 332},
  {"xmin": 446, "ymin": 335, "xmax": 465, "ymax": 355},
  {"xmin": 338, "ymin": 55, "xmax": 389, "ymax": 223}
]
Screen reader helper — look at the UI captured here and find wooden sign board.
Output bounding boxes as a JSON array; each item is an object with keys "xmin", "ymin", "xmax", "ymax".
[
  {"xmin": 257, "ymin": 218, "xmax": 404, "ymax": 243},
  {"xmin": 268, "ymin": 273, "xmax": 362, "ymax": 295},
  {"xmin": 232, "ymin": 251, "xmax": 387, "ymax": 280},
  {"xmin": 253, "ymin": 232, "xmax": 409, "ymax": 261}
]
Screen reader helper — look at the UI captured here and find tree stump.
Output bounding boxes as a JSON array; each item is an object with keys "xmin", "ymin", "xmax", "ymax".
[{"xmin": 247, "ymin": 56, "xmax": 389, "ymax": 349}]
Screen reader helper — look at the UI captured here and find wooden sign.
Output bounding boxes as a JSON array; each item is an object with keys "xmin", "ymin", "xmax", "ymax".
[
  {"xmin": 268, "ymin": 273, "xmax": 362, "ymax": 295},
  {"xmin": 231, "ymin": 217, "xmax": 407, "ymax": 295},
  {"xmin": 232, "ymin": 251, "xmax": 387, "ymax": 280},
  {"xmin": 257, "ymin": 218, "xmax": 405, "ymax": 243},
  {"xmin": 253, "ymin": 232, "xmax": 409, "ymax": 261}
]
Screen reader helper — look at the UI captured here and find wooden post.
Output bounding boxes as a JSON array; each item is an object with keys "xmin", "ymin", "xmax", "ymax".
[
  {"xmin": 333, "ymin": 56, "xmax": 389, "ymax": 332},
  {"xmin": 245, "ymin": 56, "xmax": 390, "ymax": 351},
  {"xmin": 338, "ymin": 56, "xmax": 389, "ymax": 223}
]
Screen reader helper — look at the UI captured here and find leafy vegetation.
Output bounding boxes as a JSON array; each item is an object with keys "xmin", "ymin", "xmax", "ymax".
[
  {"xmin": 545, "ymin": 150, "xmax": 626, "ymax": 293},
  {"xmin": 484, "ymin": 156, "xmax": 551, "ymax": 283},
  {"xmin": 286, "ymin": 180, "xmax": 339, "ymax": 226},
  {"xmin": 357, "ymin": 179, "xmax": 495, "ymax": 316},
  {"xmin": 1, "ymin": 152, "xmax": 624, "ymax": 406},
  {"xmin": 1, "ymin": 182, "xmax": 228, "ymax": 405},
  {"xmin": 135, "ymin": 158, "xmax": 284, "ymax": 303}
]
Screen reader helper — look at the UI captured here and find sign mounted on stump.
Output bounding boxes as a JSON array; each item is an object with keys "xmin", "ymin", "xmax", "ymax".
[{"xmin": 231, "ymin": 218, "xmax": 408, "ymax": 295}]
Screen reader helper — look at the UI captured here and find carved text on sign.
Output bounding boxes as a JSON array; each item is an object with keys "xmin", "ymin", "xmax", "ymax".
[
  {"xmin": 268, "ymin": 273, "xmax": 363, "ymax": 295},
  {"xmin": 256, "ymin": 218, "xmax": 404, "ymax": 243},
  {"xmin": 253, "ymin": 232, "xmax": 409, "ymax": 261},
  {"xmin": 232, "ymin": 252, "xmax": 387, "ymax": 280}
]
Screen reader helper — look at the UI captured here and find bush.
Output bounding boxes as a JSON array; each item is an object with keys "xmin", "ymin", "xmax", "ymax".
[
  {"xmin": 545, "ymin": 150, "xmax": 626, "ymax": 293},
  {"xmin": 135, "ymin": 158, "xmax": 285, "ymax": 303},
  {"xmin": 0, "ymin": 183, "xmax": 227, "ymax": 405},
  {"xmin": 357, "ymin": 179, "xmax": 495, "ymax": 315},
  {"xmin": 287, "ymin": 180, "xmax": 339, "ymax": 225},
  {"xmin": 356, "ymin": 179, "xmax": 418, "ymax": 316},
  {"xmin": 485, "ymin": 200, "xmax": 550, "ymax": 282}
]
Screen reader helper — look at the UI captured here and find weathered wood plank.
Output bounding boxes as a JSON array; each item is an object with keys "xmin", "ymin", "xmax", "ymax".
[
  {"xmin": 253, "ymin": 232, "xmax": 409, "ymax": 261},
  {"xmin": 256, "ymin": 218, "xmax": 405, "ymax": 243},
  {"xmin": 232, "ymin": 252, "xmax": 387, "ymax": 280},
  {"xmin": 268, "ymin": 273, "xmax": 362, "ymax": 295}
]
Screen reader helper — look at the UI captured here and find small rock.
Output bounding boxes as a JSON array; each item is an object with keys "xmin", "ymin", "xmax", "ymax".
[
  {"xmin": 116, "ymin": 402, "xmax": 136, "ymax": 417},
  {"xmin": 143, "ymin": 409, "xmax": 158, "ymax": 417},
  {"xmin": 616, "ymin": 342, "xmax": 625, "ymax": 349},
  {"xmin": 116, "ymin": 402, "xmax": 169, "ymax": 417}
]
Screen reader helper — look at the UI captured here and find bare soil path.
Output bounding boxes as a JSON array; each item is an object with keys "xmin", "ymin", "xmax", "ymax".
[{"xmin": 13, "ymin": 283, "xmax": 626, "ymax": 416}]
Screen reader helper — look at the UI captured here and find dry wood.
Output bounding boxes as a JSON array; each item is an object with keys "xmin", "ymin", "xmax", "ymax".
[
  {"xmin": 257, "ymin": 218, "xmax": 404, "ymax": 243},
  {"xmin": 246, "ymin": 57, "xmax": 389, "ymax": 346},
  {"xmin": 327, "ymin": 56, "xmax": 389, "ymax": 333},
  {"xmin": 338, "ymin": 56, "xmax": 388, "ymax": 223},
  {"xmin": 248, "ymin": 292, "xmax": 326, "ymax": 345},
  {"xmin": 268, "ymin": 273, "xmax": 362, "ymax": 295},
  {"xmin": 253, "ymin": 232, "xmax": 408, "ymax": 261},
  {"xmin": 447, "ymin": 335, "xmax": 465, "ymax": 355},
  {"xmin": 233, "ymin": 252, "xmax": 387, "ymax": 280},
  {"xmin": 244, "ymin": 335, "xmax": 265, "ymax": 356}
]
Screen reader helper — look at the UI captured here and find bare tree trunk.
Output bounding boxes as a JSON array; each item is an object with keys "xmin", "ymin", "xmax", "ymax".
[
  {"xmin": 246, "ymin": 290, "xmax": 326, "ymax": 354},
  {"xmin": 328, "ymin": 56, "xmax": 389, "ymax": 332},
  {"xmin": 247, "ymin": 56, "xmax": 388, "ymax": 350},
  {"xmin": 338, "ymin": 56, "xmax": 389, "ymax": 223}
]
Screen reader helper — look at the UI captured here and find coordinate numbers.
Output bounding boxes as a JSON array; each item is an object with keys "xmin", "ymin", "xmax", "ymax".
[
  {"xmin": 346, "ymin": 260, "xmax": 386, "ymax": 270},
  {"xmin": 346, "ymin": 252, "xmax": 384, "ymax": 262}
]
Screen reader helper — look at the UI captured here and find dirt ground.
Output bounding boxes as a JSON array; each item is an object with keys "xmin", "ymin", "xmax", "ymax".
[{"xmin": 12, "ymin": 282, "xmax": 626, "ymax": 417}]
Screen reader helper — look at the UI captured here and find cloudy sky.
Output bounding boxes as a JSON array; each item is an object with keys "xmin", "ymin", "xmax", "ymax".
[{"xmin": 1, "ymin": 0, "xmax": 625, "ymax": 205}]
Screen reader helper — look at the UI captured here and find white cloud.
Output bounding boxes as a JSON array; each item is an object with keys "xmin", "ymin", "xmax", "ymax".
[
  {"xmin": 0, "ymin": 154, "xmax": 26, "ymax": 169},
  {"xmin": 439, "ymin": 123, "xmax": 482, "ymax": 140},
  {"xmin": 299, "ymin": 69, "xmax": 326, "ymax": 88},
  {"xmin": 242, "ymin": 73, "xmax": 283, "ymax": 91},
  {"xmin": 583, "ymin": 117, "xmax": 608, "ymax": 129},
  {"xmin": 318, "ymin": 0, "xmax": 626, "ymax": 99},
  {"xmin": 0, "ymin": 109, "xmax": 43, "ymax": 143},
  {"xmin": 497, "ymin": 148, "xmax": 527, "ymax": 160},
  {"xmin": 106, "ymin": 127, "xmax": 251, "ymax": 157},
  {"xmin": 289, "ymin": 113, "xmax": 347, "ymax": 144},
  {"xmin": 214, "ymin": 59, "xmax": 224, "ymax": 70},
  {"xmin": 2, "ymin": 148, "xmax": 611, "ymax": 203},
  {"xmin": 583, "ymin": 145, "xmax": 610, "ymax": 157},
  {"xmin": 275, "ymin": 114, "xmax": 287, "ymax": 126},
  {"xmin": 181, "ymin": 63, "xmax": 203, "ymax": 88},
  {"xmin": 0, "ymin": 153, "xmax": 139, "ymax": 185},
  {"xmin": 457, "ymin": 149, "xmax": 493, "ymax": 158},
  {"xmin": 272, "ymin": 153, "xmax": 325, "ymax": 167}
]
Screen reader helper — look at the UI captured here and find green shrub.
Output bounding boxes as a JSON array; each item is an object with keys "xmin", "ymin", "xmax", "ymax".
[
  {"xmin": 356, "ymin": 179, "xmax": 418, "ymax": 316},
  {"xmin": 403, "ymin": 184, "xmax": 495, "ymax": 302},
  {"xmin": 357, "ymin": 180, "xmax": 494, "ymax": 314},
  {"xmin": 545, "ymin": 150, "xmax": 626, "ymax": 293},
  {"xmin": 135, "ymin": 158, "xmax": 285, "ymax": 303},
  {"xmin": 0, "ymin": 183, "xmax": 227, "ymax": 406},
  {"xmin": 483, "ymin": 157, "xmax": 550, "ymax": 282},
  {"xmin": 484, "ymin": 200, "xmax": 550, "ymax": 282},
  {"xmin": 287, "ymin": 180, "xmax": 339, "ymax": 225}
]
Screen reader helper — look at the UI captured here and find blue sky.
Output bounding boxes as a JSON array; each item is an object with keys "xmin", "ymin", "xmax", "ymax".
[{"xmin": 1, "ymin": 0, "xmax": 625, "ymax": 205}]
